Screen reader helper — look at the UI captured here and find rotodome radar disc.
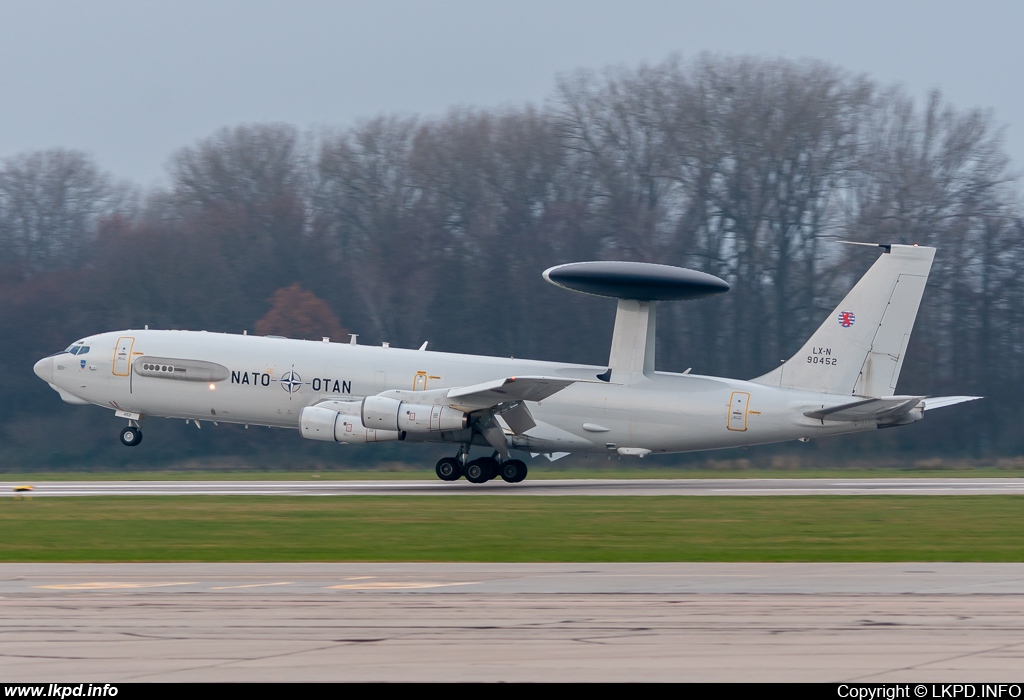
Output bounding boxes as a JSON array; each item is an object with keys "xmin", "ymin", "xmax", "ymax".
[{"xmin": 542, "ymin": 261, "xmax": 730, "ymax": 301}]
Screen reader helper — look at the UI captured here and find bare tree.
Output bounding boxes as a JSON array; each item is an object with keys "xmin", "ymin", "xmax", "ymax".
[
  {"xmin": 0, "ymin": 150, "xmax": 119, "ymax": 276},
  {"xmin": 554, "ymin": 56, "xmax": 875, "ymax": 376},
  {"xmin": 162, "ymin": 123, "xmax": 311, "ymax": 319},
  {"xmin": 313, "ymin": 116, "xmax": 438, "ymax": 345}
]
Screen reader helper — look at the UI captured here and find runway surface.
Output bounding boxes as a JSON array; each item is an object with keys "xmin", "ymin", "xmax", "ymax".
[
  {"xmin": 4, "ymin": 481, "xmax": 1023, "ymax": 681},
  {"xmin": 5, "ymin": 477, "xmax": 1024, "ymax": 496},
  {"xmin": 2, "ymin": 563, "xmax": 1024, "ymax": 682}
]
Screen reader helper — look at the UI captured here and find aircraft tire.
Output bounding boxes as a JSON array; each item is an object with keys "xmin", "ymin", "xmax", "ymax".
[
  {"xmin": 500, "ymin": 459, "xmax": 527, "ymax": 483},
  {"xmin": 435, "ymin": 457, "xmax": 462, "ymax": 481},
  {"xmin": 480, "ymin": 457, "xmax": 500, "ymax": 481},
  {"xmin": 119, "ymin": 426, "xmax": 142, "ymax": 447},
  {"xmin": 464, "ymin": 459, "xmax": 491, "ymax": 484}
]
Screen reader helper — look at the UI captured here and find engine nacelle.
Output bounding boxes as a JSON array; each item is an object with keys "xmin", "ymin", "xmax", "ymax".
[
  {"xmin": 299, "ymin": 404, "xmax": 401, "ymax": 444},
  {"xmin": 361, "ymin": 395, "xmax": 468, "ymax": 433}
]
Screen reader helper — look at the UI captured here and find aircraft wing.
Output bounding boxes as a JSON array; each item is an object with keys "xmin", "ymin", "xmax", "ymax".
[
  {"xmin": 804, "ymin": 396, "xmax": 926, "ymax": 422},
  {"xmin": 376, "ymin": 376, "xmax": 576, "ymax": 409},
  {"xmin": 377, "ymin": 376, "xmax": 581, "ymax": 454},
  {"xmin": 445, "ymin": 376, "xmax": 577, "ymax": 411}
]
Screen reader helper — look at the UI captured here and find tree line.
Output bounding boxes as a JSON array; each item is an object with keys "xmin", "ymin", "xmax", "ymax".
[{"xmin": 1, "ymin": 54, "xmax": 1019, "ymax": 468}]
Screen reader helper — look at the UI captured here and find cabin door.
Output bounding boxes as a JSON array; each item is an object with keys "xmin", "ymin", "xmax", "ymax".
[{"xmin": 112, "ymin": 336, "xmax": 135, "ymax": 377}]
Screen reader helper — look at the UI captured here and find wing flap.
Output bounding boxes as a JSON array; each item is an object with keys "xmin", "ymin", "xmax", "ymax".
[{"xmin": 498, "ymin": 401, "xmax": 538, "ymax": 435}]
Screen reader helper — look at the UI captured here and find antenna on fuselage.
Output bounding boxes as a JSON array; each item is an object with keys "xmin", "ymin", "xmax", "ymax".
[{"xmin": 542, "ymin": 261, "xmax": 729, "ymax": 384}]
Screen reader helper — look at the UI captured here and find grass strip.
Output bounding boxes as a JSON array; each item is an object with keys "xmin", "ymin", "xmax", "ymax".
[{"xmin": 2, "ymin": 496, "xmax": 1023, "ymax": 562}]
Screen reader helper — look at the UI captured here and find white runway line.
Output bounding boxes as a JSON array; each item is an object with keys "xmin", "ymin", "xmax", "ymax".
[{"xmin": 5, "ymin": 478, "xmax": 1024, "ymax": 497}]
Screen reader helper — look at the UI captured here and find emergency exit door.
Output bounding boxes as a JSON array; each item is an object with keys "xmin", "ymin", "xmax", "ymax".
[
  {"xmin": 413, "ymin": 371, "xmax": 428, "ymax": 391},
  {"xmin": 727, "ymin": 391, "xmax": 750, "ymax": 431}
]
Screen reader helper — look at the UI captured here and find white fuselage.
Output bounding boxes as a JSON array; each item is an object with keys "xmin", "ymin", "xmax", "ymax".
[{"xmin": 37, "ymin": 329, "xmax": 879, "ymax": 456}]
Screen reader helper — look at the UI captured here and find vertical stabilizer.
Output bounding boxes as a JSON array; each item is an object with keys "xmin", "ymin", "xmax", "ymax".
[
  {"xmin": 607, "ymin": 299, "xmax": 656, "ymax": 383},
  {"xmin": 751, "ymin": 244, "xmax": 935, "ymax": 396}
]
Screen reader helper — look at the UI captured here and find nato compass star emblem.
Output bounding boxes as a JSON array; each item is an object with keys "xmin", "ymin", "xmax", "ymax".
[{"xmin": 279, "ymin": 368, "xmax": 303, "ymax": 396}]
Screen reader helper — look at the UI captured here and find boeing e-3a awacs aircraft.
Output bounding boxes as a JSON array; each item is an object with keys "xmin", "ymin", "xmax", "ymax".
[{"xmin": 33, "ymin": 243, "xmax": 978, "ymax": 483}]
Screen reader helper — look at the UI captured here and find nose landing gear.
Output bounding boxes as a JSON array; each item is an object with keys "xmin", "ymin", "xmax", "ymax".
[{"xmin": 119, "ymin": 425, "xmax": 143, "ymax": 447}]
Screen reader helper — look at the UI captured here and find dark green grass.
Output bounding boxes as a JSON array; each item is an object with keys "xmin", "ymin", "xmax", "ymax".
[{"xmin": 2, "ymin": 496, "xmax": 1023, "ymax": 562}]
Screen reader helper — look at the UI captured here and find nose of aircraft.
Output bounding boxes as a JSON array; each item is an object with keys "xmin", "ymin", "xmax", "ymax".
[{"xmin": 33, "ymin": 356, "xmax": 54, "ymax": 383}]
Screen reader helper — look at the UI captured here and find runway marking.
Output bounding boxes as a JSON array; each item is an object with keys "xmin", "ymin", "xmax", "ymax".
[
  {"xmin": 833, "ymin": 481, "xmax": 1024, "ymax": 487},
  {"xmin": 328, "ymin": 581, "xmax": 478, "ymax": 590},
  {"xmin": 209, "ymin": 581, "xmax": 293, "ymax": 590},
  {"xmin": 36, "ymin": 581, "xmax": 196, "ymax": 590},
  {"xmin": 5, "ymin": 478, "xmax": 1024, "ymax": 497},
  {"xmin": 711, "ymin": 487, "xmax": 1018, "ymax": 493}
]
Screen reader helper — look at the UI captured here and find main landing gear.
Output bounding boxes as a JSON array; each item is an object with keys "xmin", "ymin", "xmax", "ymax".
[
  {"xmin": 434, "ymin": 453, "xmax": 528, "ymax": 484},
  {"xmin": 435, "ymin": 457, "xmax": 461, "ymax": 481},
  {"xmin": 119, "ymin": 425, "xmax": 143, "ymax": 447}
]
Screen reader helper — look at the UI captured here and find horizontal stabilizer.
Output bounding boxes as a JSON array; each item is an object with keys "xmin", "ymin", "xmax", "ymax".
[
  {"xmin": 804, "ymin": 396, "xmax": 925, "ymax": 422},
  {"xmin": 921, "ymin": 396, "xmax": 983, "ymax": 411}
]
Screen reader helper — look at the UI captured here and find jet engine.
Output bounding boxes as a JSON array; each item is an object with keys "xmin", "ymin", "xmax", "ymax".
[
  {"xmin": 361, "ymin": 395, "xmax": 468, "ymax": 432},
  {"xmin": 299, "ymin": 403, "xmax": 400, "ymax": 444}
]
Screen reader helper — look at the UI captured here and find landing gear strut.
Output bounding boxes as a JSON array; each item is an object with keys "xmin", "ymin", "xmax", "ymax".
[{"xmin": 119, "ymin": 425, "xmax": 143, "ymax": 447}]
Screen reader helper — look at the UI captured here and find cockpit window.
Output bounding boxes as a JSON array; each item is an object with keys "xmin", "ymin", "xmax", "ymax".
[
  {"xmin": 66, "ymin": 344, "xmax": 90, "ymax": 355},
  {"xmin": 78, "ymin": 346, "xmax": 90, "ymax": 355}
]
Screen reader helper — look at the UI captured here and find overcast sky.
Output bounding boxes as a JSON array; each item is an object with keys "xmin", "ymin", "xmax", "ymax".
[{"xmin": 1, "ymin": 0, "xmax": 1022, "ymax": 187}]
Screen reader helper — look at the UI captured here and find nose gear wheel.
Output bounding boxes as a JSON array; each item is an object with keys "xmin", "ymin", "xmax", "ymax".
[{"xmin": 119, "ymin": 426, "xmax": 143, "ymax": 447}]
